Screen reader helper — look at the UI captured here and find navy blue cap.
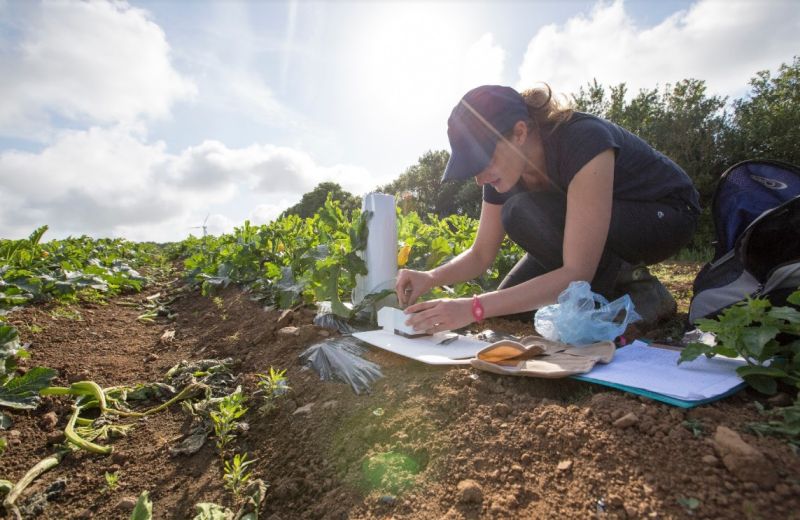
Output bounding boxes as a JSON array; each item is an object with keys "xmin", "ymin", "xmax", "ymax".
[{"xmin": 442, "ymin": 85, "xmax": 529, "ymax": 182}]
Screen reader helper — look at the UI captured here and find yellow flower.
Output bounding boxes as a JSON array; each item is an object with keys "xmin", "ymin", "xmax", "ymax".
[{"xmin": 397, "ymin": 245, "xmax": 411, "ymax": 267}]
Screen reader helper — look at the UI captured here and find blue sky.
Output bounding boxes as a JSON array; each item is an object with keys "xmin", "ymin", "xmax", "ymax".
[{"xmin": 1, "ymin": 0, "xmax": 798, "ymax": 241}]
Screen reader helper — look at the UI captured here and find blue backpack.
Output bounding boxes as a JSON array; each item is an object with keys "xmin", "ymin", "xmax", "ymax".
[{"xmin": 689, "ymin": 159, "xmax": 800, "ymax": 323}]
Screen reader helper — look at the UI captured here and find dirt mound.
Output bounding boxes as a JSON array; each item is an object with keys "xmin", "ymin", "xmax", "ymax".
[{"xmin": 1, "ymin": 273, "xmax": 798, "ymax": 519}]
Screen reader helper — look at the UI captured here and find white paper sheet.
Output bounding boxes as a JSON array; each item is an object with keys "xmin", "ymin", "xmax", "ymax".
[
  {"xmin": 582, "ymin": 340, "xmax": 746, "ymax": 400},
  {"xmin": 352, "ymin": 329, "xmax": 489, "ymax": 365}
]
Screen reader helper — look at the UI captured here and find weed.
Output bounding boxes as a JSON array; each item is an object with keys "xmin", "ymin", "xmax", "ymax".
[
  {"xmin": 0, "ymin": 437, "xmax": 6, "ymax": 456},
  {"xmin": 680, "ymin": 289, "xmax": 800, "ymax": 395},
  {"xmin": 49, "ymin": 306, "xmax": 82, "ymax": 321},
  {"xmin": 224, "ymin": 332, "xmax": 240, "ymax": 342},
  {"xmin": 211, "ymin": 390, "xmax": 248, "ymax": 453},
  {"xmin": 256, "ymin": 367, "xmax": 290, "ymax": 409},
  {"xmin": 749, "ymin": 399, "xmax": 800, "ymax": 449},
  {"xmin": 682, "ymin": 418, "xmax": 705, "ymax": 438},
  {"xmin": 77, "ymin": 289, "xmax": 108, "ymax": 305},
  {"xmin": 212, "ymin": 296, "xmax": 224, "ymax": 310},
  {"xmin": 223, "ymin": 452, "xmax": 255, "ymax": 497},
  {"xmin": 27, "ymin": 324, "xmax": 43, "ymax": 334},
  {"xmin": 677, "ymin": 496, "xmax": 700, "ymax": 514},
  {"xmin": 103, "ymin": 470, "xmax": 120, "ymax": 493}
]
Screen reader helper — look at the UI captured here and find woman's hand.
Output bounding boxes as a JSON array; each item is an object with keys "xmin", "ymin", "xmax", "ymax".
[
  {"xmin": 404, "ymin": 298, "xmax": 473, "ymax": 334},
  {"xmin": 395, "ymin": 269, "xmax": 436, "ymax": 307}
]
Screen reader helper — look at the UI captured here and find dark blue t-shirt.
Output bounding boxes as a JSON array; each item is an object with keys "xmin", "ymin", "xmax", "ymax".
[{"xmin": 483, "ymin": 112, "xmax": 701, "ymax": 213}]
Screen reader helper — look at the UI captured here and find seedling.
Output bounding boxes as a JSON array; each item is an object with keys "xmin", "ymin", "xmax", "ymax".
[
  {"xmin": 211, "ymin": 390, "xmax": 248, "ymax": 453},
  {"xmin": 677, "ymin": 496, "xmax": 700, "ymax": 514},
  {"xmin": 103, "ymin": 471, "xmax": 120, "ymax": 493},
  {"xmin": 256, "ymin": 367, "xmax": 290, "ymax": 402},
  {"xmin": 682, "ymin": 418, "xmax": 705, "ymax": 438},
  {"xmin": 49, "ymin": 306, "xmax": 82, "ymax": 322},
  {"xmin": 223, "ymin": 452, "xmax": 255, "ymax": 498}
]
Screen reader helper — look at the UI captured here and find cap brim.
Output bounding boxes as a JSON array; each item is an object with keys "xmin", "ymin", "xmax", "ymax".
[{"xmin": 441, "ymin": 133, "xmax": 496, "ymax": 182}]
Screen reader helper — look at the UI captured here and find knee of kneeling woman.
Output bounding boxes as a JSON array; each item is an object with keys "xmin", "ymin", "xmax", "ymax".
[{"xmin": 500, "ymin": 191, "xmax": 566, "ymax": 239}]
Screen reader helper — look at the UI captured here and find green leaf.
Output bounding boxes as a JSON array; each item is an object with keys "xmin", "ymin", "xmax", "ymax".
[
  {"xmin": 740, "ymin": 326, "xmax": 780, "ymax": 359},
  {"xmin": 0, "ymin": 367, "xmax": 58, "ymax": 410},
  {"xmin": 677, "ymin": 496, "xmax": 700, "ymax": 510},
  {"xmin": 787, "ymin": 289, "xmax": 800, "ymax": 306},
  {"xmin": 768, "ymin": 306, "xmax": 800, "ymax": 324},
  {"xmin": 678, "ymin": 342, "xmax": 713, "ymax": 363},
  {"xmin": 193, "ymin": 502, "xmax": 233, "ymax": 520},
  {"xmin": 130, "ymin": 491, "xmax": 153, "ymax": 520},
  {"xmin": 740, "ymin": 373, "xmax": 778, "ymax": 395},
  {"xmin": 0, "ymin": 410, "xmax": 10, "ymax": 429}
]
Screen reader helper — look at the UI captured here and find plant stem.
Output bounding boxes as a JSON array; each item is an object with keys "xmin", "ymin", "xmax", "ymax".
[{"xmin": 2, "ymin": 450, "xmax": 65, "ymax": 515}]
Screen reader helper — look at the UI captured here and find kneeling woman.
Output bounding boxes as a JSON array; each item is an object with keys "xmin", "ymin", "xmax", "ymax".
[{"xmin": 396, "ymin": 85, "xmax": 700, "ymax": 333}]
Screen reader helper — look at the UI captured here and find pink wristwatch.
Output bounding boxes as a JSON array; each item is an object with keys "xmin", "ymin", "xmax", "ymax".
[{"xmin": 471, "ymin": 295, "xmax": 485, "ymax": 323}]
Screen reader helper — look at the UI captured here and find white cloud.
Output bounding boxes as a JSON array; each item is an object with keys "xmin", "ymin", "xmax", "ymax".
[
  {"xmin": 0, "ymin": 0, "xmax": 195, "ymax": 139},
  {"xmin": 0, "ymin": 127, "xmax": 377, "ymax": 241},
  {"xmin": 250, "ymin": 202, "xmax": 290, "ymax": 225},
  {"xmin": 517, "ymin": 0, "xmax": 800, "ymax": 100},
  {"xmin": 461, "ymin": 33, "xmax": 506, "ymax": 90}
]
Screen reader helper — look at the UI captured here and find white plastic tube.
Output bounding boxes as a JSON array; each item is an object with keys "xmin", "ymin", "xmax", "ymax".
[{"xmin": 352, "ymin": 192, "xmax": 397, "ymax": 306}]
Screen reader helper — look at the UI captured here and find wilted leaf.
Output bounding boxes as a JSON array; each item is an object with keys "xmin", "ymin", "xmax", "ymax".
[{"xmin": 0, "ymin": 367, "xmax": 58, "ymax": 410}]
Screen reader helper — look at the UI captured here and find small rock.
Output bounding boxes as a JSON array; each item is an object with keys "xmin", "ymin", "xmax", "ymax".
[
  {"xmin": 278, "ymin": 326, "xmax": 300, "ymax": 337},
  {"xmin": 160, "ymin": 329, "xmax": 176, "ymax": 344},
  {"xmin": 39, "ymin": 411, "xmax": 58, "ymax": 431},
  {"xmin": 712, "ymin": 426, "xmax": 778, "ymax": 487},
  {"xmin": 456, "ymin": 479, "xmax": 483, "ymax": 504},
  {"xmin": 46, "ymin": 431, "xmax": 66, "ymax": 445},
  {"xmin": 293, "ymin": 403, "xmax": 314, "ymax": 416},
  {"xmin": 494, "ymin": 403, "xmax": 511, "ymax": 418},
  {"xmin": 116, "ymin": 497, "xmax": 137, "ymax": 511},
  {"xmin": 557, "ymin": 460, "xmax": 573, "ymax": 472},
  {"xmin": 702, "ymin": 454, "xmax": 719, "ymax": 466},
  {"xmin": 317, "ymin": 329, "xmax": 330, "ymax": 337},
  {"xmin": 321, "ymin": 400, "xmax": 338, "ymax": 410},
  {"xmin": 277, "ymin": 309, "xmax": 294, "ymax": 326},
  {"xmin": 521, "ymin": 453, "xmax": 532, "ymax": 465},
  {"xmin": 144, "ymin": 353, "xmax": 159, "ymax": 362},
  {"xmin": 613, "ymin": 412, "xmax": 639, "ymax": 429},
  {"xmin": 378, "ymin": 495, "xmax": 396, "ymax": 506},
  {"xmin": 111, "ymin": 451, "xmax": 130, "ymax": 465}
]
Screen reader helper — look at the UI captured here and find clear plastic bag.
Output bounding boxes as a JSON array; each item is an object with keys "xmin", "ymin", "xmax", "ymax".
[
  {"xmin": 299, "ymin": 336, "xmax": 382, "ymax": 394},
  {"xmin": 534, "ymin": 281, "xmax": 641, "ymax": 345}
]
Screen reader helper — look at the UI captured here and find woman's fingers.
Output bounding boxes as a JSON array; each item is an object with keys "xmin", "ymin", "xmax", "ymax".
[
  {"xmin": 405, "ymin": 300, "xmax": 438, "ymax": 314},
  {"xmin": 405, "ymin": 301, "xmax": 445, "ymax": 332}
]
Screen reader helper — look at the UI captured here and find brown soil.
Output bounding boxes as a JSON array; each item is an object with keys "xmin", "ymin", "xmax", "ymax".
[{"xmin": 1, "ymin": 262, "xmax": 799, "ymax": 519}]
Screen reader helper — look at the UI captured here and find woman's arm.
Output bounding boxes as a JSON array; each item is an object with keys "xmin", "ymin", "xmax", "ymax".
[
  {"xmin": 396, "ymin": 201, "xmax": 505, "ymax": 306},
  {"xmin": 430, "ymin": 201, "xmax": 506, "ymax": 285},
  {"xmin": 405, "ymin": 149, "xmax": 615, "ymax": 332}
]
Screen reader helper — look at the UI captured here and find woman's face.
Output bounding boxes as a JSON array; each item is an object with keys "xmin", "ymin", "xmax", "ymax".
[{"xmin": 474, "ymin": 135, "xmax": 528, "ymax": 193}]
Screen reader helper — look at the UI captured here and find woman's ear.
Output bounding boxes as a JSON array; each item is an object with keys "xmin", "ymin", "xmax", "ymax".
[{"xmin": 513, "ymin": 120, "xmax": 528, "ymax": 144}]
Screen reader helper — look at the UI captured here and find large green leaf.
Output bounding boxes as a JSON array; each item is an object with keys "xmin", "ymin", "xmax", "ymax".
[
  {"xmin": 130, "ymin": 491, "xmax": 153, "ymax": 520},
  {"xmin": 677, "ymin": 342, "xmax": 714, "ymax": 363},
  {"xmin": 740, "ymin": 325, "xmax": 780, "ymax": 359},
  {"xmin": 0, "ymin": 367, "xmax": 58, "ymax": 410}
]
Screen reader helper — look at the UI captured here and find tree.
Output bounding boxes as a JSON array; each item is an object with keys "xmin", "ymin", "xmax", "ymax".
[
  {"xmin": 724, "ymin": 56, "xmax": 800, "ymax": 166},
  {"xmin": 574, "ymin": 79, "xmax": 729, "ymax": 252},
  {"xmin": 377, "ymin": 150, "xmax": 482, "ymax": 219},
  {"xmin": 280, "ymin": 182, "xmax": 361, "ymax": 219}
]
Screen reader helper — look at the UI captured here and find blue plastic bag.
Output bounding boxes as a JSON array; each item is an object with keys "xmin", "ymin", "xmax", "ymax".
[{"xmin": 534, "ymin": 281, "xmax": 641, "ymax": 345}]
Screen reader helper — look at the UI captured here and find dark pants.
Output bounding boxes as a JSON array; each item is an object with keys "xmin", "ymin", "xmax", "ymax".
[{"xmin": 498, "ymin": 191, "xmax": 698, "ymax": 298}]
